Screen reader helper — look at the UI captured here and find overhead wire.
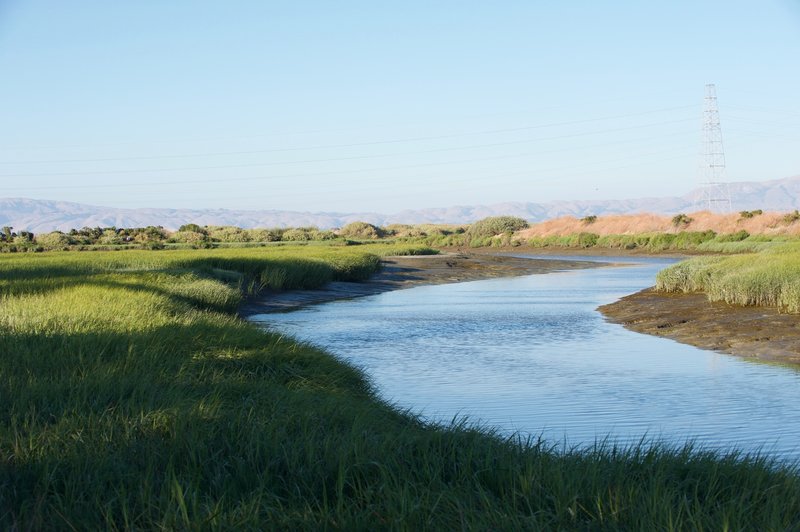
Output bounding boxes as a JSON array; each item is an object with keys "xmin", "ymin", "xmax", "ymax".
[
  {"xmin": 3, "ymin": 129, "xmax": 698, "ymax": 192},
  {"xmin": 0, "ymin": 96, "xmax": 700, "ymax": 152},
  {"xmin": 0, "ymin": 117, "xmax": 697, "ymax": 179}
]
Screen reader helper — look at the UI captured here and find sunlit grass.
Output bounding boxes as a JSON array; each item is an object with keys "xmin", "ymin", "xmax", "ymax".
[
  {"xmin": 2, "ymin": 244, "xmax": 799, "ymax": 528},
  {"xmin": 657, "ymin": 242, "xmax": 800, "ymax": 312}
]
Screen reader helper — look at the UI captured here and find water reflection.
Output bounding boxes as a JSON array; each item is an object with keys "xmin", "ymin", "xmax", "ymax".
[{"xmin": 251, "ymin": 256, "xmax": 800, "ymax": 460}]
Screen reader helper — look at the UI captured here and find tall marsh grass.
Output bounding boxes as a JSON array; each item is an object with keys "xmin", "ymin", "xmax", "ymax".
[
  {"xmin": 2, "ymin": 245, "xmax": 800, "ymax": 528},
  {"xmin": 657, "ymin": 242, "xmax": 800, "ymax": 312}
]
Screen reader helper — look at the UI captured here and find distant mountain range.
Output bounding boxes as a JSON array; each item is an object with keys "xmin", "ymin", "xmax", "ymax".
[{"xmin": 2, "ymin": 175, "xmax": 799, "ymax": 233}]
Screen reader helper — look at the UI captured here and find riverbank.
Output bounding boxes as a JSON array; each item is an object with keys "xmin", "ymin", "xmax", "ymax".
[
  {"xmin": 600, "ymin": 288, "xmax": 800, "ymax": 367},
  {"xmin": 240, "ymin": 252, "xmax": 602, "ymax": 314}
]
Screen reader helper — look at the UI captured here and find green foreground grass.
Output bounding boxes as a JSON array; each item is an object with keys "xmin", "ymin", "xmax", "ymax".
[
  {"xmin": 657, "ymin": 242, "xmax": 800, "ymax": 313},
  {"xmin": 2, "ymin": 245, "xmax": 800, "ymax": 529}
]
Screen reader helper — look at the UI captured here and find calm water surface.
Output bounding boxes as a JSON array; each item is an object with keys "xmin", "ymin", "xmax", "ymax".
[{"xmin": 251, "ymin": 256, "xmax": 800, "ymax": 460}]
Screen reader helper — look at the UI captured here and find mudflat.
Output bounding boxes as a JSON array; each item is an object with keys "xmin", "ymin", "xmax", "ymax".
[
  {"xmin": 240, "ymin": 253, "xmax": 600, "ymax": 315},
  {"xmin": 599, "ymin": 289, "xmax": 800, "ymax": 366}
]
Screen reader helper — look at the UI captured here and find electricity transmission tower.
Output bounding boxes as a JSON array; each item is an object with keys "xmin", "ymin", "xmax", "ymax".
[{"xmin": 698, "ymin": 83, "xmax": 731, "ymax": 212}]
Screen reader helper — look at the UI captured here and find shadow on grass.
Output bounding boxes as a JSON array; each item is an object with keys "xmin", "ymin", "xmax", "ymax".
[{"xmin": 3, "ymin": 320, "xmax": 800, "ymax": 529}]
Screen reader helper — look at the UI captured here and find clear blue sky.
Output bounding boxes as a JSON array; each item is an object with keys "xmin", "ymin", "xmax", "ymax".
[{"xmin": 1, "ymin": 1, "xmax": 799, "ymax": 213}]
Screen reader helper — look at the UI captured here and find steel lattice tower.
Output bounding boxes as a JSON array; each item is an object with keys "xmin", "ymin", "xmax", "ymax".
[{"xmin": 698, "ymin": 83, "xmax": 731, "ymax": 211}]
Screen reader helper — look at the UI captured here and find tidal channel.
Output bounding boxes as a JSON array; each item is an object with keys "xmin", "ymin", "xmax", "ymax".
[{"xmin": 251, "ymin": 256, "xmax": 800, "ymax": 461}]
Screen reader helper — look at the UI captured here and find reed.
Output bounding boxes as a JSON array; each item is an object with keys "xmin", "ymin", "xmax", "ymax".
[{"xmin": 656, "ymin": 242, "xmax": 800, "ymax": 312}]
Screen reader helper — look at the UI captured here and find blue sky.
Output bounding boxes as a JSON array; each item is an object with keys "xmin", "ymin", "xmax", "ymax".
[{"xmin": 1, "ymin": 1, "xmax": 799, "ymax": 213}]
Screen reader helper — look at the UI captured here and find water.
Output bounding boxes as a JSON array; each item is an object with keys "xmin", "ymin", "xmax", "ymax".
[{"xmin": 250, "ymin": 256, "xmax": 800, "ymax": 460}]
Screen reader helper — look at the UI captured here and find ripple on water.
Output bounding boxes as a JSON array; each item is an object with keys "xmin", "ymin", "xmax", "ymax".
[{"xmin": 253, "ymin": 257, "xmax": 800, "ymax": 461}]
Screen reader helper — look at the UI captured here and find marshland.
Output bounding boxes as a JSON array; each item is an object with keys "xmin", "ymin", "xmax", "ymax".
[{"xmin": 3, "ymin": 215, "xmax": 800, "ymax": 528}]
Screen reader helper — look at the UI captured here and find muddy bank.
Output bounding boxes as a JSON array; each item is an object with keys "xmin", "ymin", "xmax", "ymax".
[
  {"xmin": 599, "ymin": 289, "xmax": 800, "ymax": 366},
  {"xmin": 240, "ymin": 253, "xmax": 602, "ymax": 316}
]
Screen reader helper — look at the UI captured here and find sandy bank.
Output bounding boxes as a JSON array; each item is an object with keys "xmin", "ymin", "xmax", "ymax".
[
  {"xmin": 240, "ymin": 253, "xmax": 601, "ymax": 315},
  {"xmin": 599, "ymin": 289, "xmax": 800, "ymax": 367}
]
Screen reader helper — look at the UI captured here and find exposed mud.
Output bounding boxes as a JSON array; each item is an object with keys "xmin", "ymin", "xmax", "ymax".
[
  {"xmin": 599, "ymin": 289, "xmax": 800, "ymax": 367},
  {"xmin": 239, "ymin": 253, "xmax": 601, "ymax": 315}
]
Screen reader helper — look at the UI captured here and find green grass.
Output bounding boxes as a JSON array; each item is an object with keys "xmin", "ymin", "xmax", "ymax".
[
  {"xmin": 2, "ymin": 245, "xmax": 800, "ymax": 528},
  {"xmin": 657, "ymin": 242, "xmax": 800, "ymax": 312},
  {"xmin": 523, "ymin": 231, "xmax": 800, "ymax": 254}
]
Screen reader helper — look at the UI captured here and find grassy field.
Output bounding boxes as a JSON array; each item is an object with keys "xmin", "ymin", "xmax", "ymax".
[
  {"xmin": 2, "ymin": 245, "xmax": 800, "ymax": 528},
  {"xmin": 656, "ymin": 242, "xmax": 800, "ymax": 313}
]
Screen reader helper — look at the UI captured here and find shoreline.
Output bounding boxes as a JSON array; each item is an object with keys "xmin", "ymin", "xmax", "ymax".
[
  {"xmin": 440, "ymin": 245, "xmax": 696, "ymax": 258},
  {"xmin": 599, "ymin": 289, "xmax": 800, "ymax": 367},
  {"xmin": 239, "ymin": 253, "xmax": 605, "ymax": 316},
  {"xmin": 240, "ymin": 248, "xmax": 800, "ymax": 369}
]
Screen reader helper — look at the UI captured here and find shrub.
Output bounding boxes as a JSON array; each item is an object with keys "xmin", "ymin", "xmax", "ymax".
[
  {"xmin": 573, "ymin": 232, "xmax": 599, "ymax": 248},
  {"xmin": 671, "ymin": 213, "xmax": 693, "ymax": 227},
  {"xmin": 132, "ymin": 226, "xmax": 167, "ymax": 243},
  {"xmin": 384, "ymin": 224, "xmax": 429, "ymax": 238},
  {"xmin": 172, "ymin": 230, "xmax": 209, "ymax": 244},
  {"xmin": 739, "ymin": 210, "xmax": 763, "ymax": 220},
  {"xmin": 13, "ymin": 231, "xmax": 34, "ymax": 244},
  {"xmin": 782, "ymin": 210, "xmax": 800, "ymax": 225},
  {"xmin": 467, "ymin": 216, "xmax": 529, "ymax": 239},
  {"xmin": 308, "ymin": 229, "xmax": 338, "ymax": 241},
  {"xmin": 35, "ymin": 231, "xmax": 71, "ymax": 250},
  {"xmin": 247, "ymin": 228, "xmax": 283, "ymax": 242},
  {"xmin": 281, "ymin": 228, "xmax": 314, "ymax": 242},
  {"xmin": 580, "ymin": 215, "xmax": 598, "ymax": 225},
  {"xmin": 178, "ymin": 223, "xmax": 207, "ymax": 234},
  {"xmin": 382, "ymin": 224, "xmax": 410, "ymax": 236},
  {"xmin": 338, "ymin": 222, "xmax": 385, "ymax": 240},
  {"xmin": 207, "ymin": 226, "xmax": 250, "ymax": 242},
  {"xmin": 97, "ymin": 229, "xmax": 123, "ymax": 245}
]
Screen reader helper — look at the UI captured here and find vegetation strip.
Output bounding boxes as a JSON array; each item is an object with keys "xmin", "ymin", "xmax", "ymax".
[
  {"xmin": 2, "ymin": 244, "xmax": 800, "ymax": 528},
  {"xmin": 4, "ymin": 210, "xmax": 800, "ymax": 255}
]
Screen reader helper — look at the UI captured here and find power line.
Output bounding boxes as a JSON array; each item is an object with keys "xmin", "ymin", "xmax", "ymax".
[
  {"xmin": 0, "ymin": 98, "xmax": 700, "ymax": 152},
  {"xmin": 0, "ymin": 118, "xmax": 696, "ymax": 179},
  {"xmin": 97, "ymin": 151, "xmax": 698, "ymax": 209},
  {"xmin": 0, "ymin": 105, "xmax": 699, "ymax": 165},
  {"xmin": 6, "ymin": 146, "xmax": 696, "ymax": 195},
  {"xmin": 3, "ymin": 132, "xmax": 697, "ymax": 191}
]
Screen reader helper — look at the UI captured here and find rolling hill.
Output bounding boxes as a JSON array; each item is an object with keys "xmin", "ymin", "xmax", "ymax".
[{"xmin": 2, "ymin": 175, "xmax": 798, "ymax": 233}]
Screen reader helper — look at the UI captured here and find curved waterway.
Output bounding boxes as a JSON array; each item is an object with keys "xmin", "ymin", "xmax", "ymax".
[{"xmin": 250, "ymin": 256, "xmax": 800, "ymax": 461}]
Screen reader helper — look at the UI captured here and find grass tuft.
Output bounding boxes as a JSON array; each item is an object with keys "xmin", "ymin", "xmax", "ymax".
[{"xmin": 656, "ymin": 242, "xmax": 800, "ymax": 312}]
